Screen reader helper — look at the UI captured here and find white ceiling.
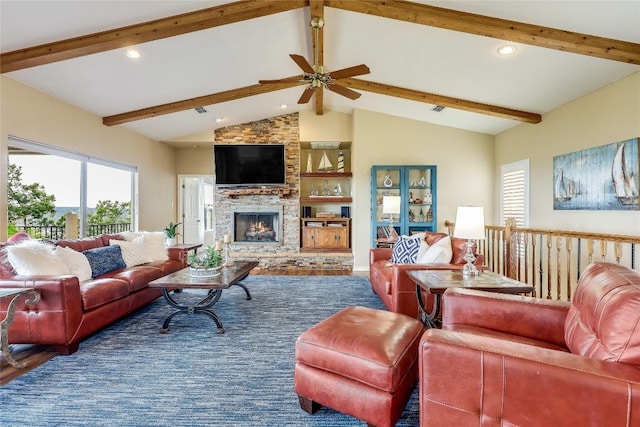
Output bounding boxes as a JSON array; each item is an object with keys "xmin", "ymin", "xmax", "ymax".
[{"xmin": 1, "ymin": 1, "xmax": 639, "ymax": 147}]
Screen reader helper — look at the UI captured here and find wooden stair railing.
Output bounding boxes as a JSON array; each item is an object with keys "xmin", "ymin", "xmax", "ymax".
[{"xmin": 445, "ymin": 219, "xmax": 639, "ymax": 302}]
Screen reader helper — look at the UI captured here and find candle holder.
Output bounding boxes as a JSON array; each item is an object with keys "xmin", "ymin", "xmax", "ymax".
[{"xmin": 223, "ymin": 242, "xmax": 234, "ymax": 267}]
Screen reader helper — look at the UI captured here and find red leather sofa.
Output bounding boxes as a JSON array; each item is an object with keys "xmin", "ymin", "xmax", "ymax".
[
  {"xmin": 0, "ymin": 234, "xmax": 188, "ymax": 355},
  {"xmin": 419, "ymin": 262, "xmax": 640, "ymax": 426},
  {"xmin": 369, "ymin": 231, "xmax": 484, "ymax": 318}
]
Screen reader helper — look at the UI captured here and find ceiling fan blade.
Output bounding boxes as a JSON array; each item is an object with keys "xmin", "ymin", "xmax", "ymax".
[
  {"xmin": 298, "ymin": 87, "xmax": 316, "ymax": 104},
  {"xmin": 258, "ymin": 75, "xmax": 303, "ymax": 84},
  {"xmin": 329, "ymin": 64, "xmax": 370, "ymax": 80},
  {"xmin": 290, "ymin": 54, "xmax": 315, "ymax": 74},
  {"xmin": 327, "ymin": 83, "xmax": 362, "ymax": 100}
]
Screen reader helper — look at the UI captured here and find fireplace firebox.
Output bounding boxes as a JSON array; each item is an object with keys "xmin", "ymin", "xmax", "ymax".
[{"xmin": 233, "ymin": 210, "xmax": 281, "ymax": 243}]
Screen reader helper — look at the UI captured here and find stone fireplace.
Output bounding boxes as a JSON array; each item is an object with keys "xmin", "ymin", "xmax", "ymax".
[{"xmin": 213, "ymin": 113, "xmax": 353, "ymax": 270}]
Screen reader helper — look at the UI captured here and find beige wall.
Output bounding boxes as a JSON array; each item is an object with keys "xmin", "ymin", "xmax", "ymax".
[
  {"xmin": 0, "ymin": 76, "xmax": 178, "ymax": 240},
  {"xmin": 176, "ymin": 148, "xmax": 213, "ymax": 175},
  {"xmin": 495, "ymin": 72, "xmax": 640, "ymax": 236}
]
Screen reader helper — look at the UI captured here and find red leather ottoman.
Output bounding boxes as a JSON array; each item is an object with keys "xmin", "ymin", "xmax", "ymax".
[{"xmin": 295, "ymin": 306, "xmax": 424, "ymax": 427}]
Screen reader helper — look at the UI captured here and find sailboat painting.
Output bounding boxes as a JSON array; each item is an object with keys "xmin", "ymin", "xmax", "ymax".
[{"xmin": 553, "ymin": 138, "xmax": 639, "ymax": 210}]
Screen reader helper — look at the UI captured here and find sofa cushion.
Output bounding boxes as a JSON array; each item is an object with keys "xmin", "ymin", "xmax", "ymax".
[
  {"xmin": 564, "ymin": 262, "xmax": 640, "ymax": 366},
  {"xmin": 80, "ymin": 278, "xmax": 130, "ymax": 311},
  {"xmin": 418, "ymin": 235, "xmax": 453, "ymax": 264},
  {"xmin": 391, "ymin": 235, "xmax": 423, "ymax": 263},
  {"xmin": 57, "ymin": 236, "xmax": 105, "ymax": 252},
  {"xmin": 109, "ymin": 238, "xmax": 153, "ymax": 267},
  {"xmin": 122, "ymin": 231, "xmax": 168, "ymax": 262},
  {"xmin": 109, "ymin": 266, "xmax": 164, "ymax": 292},
  {"xmin": 6, "ymin": 240, "xmax": 71, "ymax": 276},
  {"xmin": 55, "ymin": 246, "xmax": 92, "ymax": 282},
  {"xmin": 83, "ymin": 245, "xmax": 126, "ymax": 278}
]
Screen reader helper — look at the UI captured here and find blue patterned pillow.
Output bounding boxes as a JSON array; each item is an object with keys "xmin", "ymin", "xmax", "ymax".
[
  {"xmin": 83, "ymin": 245, "xmax": 126, "ymax": 278},
  {"xmin": 391, "ymin": 235, "xmax": 422, "ymax": 264}
]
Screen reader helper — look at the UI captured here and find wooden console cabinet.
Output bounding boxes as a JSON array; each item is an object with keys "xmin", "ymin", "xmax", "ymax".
[{"xmin": 301, "ymin": 218, "xmax": 351, "ymax": 252}]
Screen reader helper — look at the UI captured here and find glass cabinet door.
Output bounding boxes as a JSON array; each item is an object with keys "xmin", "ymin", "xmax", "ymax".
[
  {"xmin": 406, "ymin": 166, "xmax": 435, "ymax": 233},
  {"xmin": 373, "ymin": 167, "xmax": 402, "ymax": 223}
]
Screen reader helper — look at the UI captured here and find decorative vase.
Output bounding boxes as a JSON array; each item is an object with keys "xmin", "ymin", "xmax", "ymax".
[
  {"xmin": 166, "ymin": 237, "xmax": 177, "ymax": 247},
  {"xmin": 383, "ymin": 175, "xmax": 393, "ymax": 187}
]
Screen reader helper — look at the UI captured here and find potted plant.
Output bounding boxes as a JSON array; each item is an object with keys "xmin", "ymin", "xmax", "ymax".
[
  {"xmin": 164, "ymin": 221, "xmax": 181, "ymax": 246},
  {"xmin": 187, "ymin": 245, "xmax": 223, "ymax": 277}
]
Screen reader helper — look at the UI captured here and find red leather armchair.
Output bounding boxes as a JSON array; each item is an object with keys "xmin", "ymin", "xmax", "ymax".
[
  {"xmin": 369, "ymin": 231, "xmax": 484, "ymax": 318},
  {"xmin": 419, "ymin": 262, "xmax": 640, "ymax": 426}
]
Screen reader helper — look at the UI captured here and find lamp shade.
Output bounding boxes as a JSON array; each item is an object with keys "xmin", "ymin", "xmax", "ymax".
[
  {"xmin": 382, "ymin": 196, "xmax": 401, "ymax": 214},
  {"xmin": 453, "ymin": 206, "xmax": 485, "ymax": 240}
]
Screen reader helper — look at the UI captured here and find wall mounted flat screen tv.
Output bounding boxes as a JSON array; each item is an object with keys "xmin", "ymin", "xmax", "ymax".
[{"xmin": 214, "ymin": 144, "xmax": 286, "ymax": 187}]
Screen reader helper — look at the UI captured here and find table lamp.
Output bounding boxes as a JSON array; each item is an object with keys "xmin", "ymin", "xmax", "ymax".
[
  {"xmin": 382, "ymin": 196, "xmax": 401, "ymax": 223},
  {"xmin": 453, "ymin": 206, "xmax": 485, "ymax": 276}
]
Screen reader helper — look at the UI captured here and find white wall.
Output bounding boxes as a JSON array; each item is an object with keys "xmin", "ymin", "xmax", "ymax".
[
  {"xmin": 495, "ymin": 72, "xmax": 640, "ymax": 235},
  {"xmin": 0, "ymin": 76, "xmax": 178, "ymax": 240}
]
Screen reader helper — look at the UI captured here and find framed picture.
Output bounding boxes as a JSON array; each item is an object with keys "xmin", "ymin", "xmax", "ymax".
[{"xmin": 553, "ymin": 138, "xmax": 639, "ymax": 210}]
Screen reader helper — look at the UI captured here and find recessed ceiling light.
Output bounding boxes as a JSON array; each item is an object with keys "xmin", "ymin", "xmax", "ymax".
[
  {"xmin": 215, "ymin": 117, "xmax": 225, "ymax": 123},
  {"xmin": 126, "ymin": 49, "xmax": 140, "ymax": 59},
  {"xmin": 497, "ymin": 45, "xmax": 517, "ymax": 55},
  {"xmin": 280, "ymin": 103, "xmax": 288, "ymax": 109}
]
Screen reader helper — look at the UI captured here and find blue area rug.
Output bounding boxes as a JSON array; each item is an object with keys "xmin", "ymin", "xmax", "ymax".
[{"xmin": 1, "ymin": 275, "xmax": 419, "ymax": 426}]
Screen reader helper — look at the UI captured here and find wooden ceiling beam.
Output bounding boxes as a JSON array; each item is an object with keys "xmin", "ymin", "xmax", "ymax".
[
  {"xmin": 341, "ymin": 78, "xmax": 542, "ymax": 124},
  {"xmin": 103, "ymin": 78, "xmax": 304, "ymax": 126},
  {"xmin": 310, "ymin": 0, "xmax": 325, "ymax": 115},
  {"xmin": 325, "ymin": 0, "xmax": 640, "ymax": 65},
  {"xmin": 1, "ymin": 0, "xmax": 308, "ymax": 73}
]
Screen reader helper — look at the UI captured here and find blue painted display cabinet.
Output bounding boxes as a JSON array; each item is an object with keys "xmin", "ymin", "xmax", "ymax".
[{"xmin": 370, "ymin": 165, "xmax": 437, "ymax": 247}]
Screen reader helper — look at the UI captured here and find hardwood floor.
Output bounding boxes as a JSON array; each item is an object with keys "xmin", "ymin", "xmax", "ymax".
[{"xmin": 1, "ymin": 269, "xmax": 367, "ymax": 385}]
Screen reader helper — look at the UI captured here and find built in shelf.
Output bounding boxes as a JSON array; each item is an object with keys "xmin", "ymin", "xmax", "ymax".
[
  {"xmin": 300, "ymin": 197, "xmax": 352, "ymax": 203},
  {"xmin": 300, "ymin": 172, "xmax": 353, "ymax": 178}
]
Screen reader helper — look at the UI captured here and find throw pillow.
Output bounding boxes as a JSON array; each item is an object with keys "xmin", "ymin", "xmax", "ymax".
[
  {"xmin": 55, "ymin": 246, "xmax": 93, "ymax": 282},
  {"xmin": 418, "ymin": 235, "xmax": 453, "ymax": 264},
  {"xmin": 391, "ymin": 234, "xmax": 423, "ymax": 264},
  {"xmin": 83, "ymin": 245, "xmax": 126, "ymax": 278},
  {"xmin": 139, "ymin": 232, "xmax": 169, "ymax": 262},
  {"xmin": 110, "ymin": 237, "xmax": 153, "ymax": 267},
  {"xmin": 6, "ymin": 240, "xmax": 71, "ymax": 276}
]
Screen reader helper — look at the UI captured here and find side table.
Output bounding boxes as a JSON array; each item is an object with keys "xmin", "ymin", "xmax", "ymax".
[
  {"xmin": 1, "ymin": 288, "xmax": 40, "ymax": 368},
  {"xmin": 408, "ymin": 270, "xmax": 533, "ymax": 328}
]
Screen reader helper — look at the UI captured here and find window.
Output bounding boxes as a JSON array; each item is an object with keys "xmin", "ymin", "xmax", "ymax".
[
  {"xmin": 500, "ymin": 159, "xmax": 529, "ymax": 227},
  {"xmin": 7, "ymin": 137, "xmax": 137, "ymax": 238}
]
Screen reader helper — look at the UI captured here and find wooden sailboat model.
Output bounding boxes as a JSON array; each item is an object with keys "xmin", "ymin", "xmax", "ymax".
[
  {"xmin": 318, "ymin": 150, "xmax": 333, "ymax": 171},
  {"xmin": 612, "ymin": 142, "xmax": 638, "ymax": 205}
]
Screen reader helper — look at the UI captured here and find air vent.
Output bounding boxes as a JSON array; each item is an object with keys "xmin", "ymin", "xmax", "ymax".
[
  {"xmin": 194, "ymin": 107, "xmax": 208, "ymax": 114},
  {"xmin": 432, "ymin": 105, "xmax": 445, "ymax": 112}
]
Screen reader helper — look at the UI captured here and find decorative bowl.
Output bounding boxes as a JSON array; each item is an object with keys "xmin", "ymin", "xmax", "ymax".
[{"xmin": 189, "ymin": 266, "xmax": 222, "ymax": 278}]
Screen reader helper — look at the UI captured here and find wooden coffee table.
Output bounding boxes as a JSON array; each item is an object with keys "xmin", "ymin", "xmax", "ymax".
[
  {"xmin": 149, "ymin": 261, "xmax": 258, "ymax": 334},
  {"xmin": 407, "ymin": 270, "xmax": 533, "ymax": 328}
]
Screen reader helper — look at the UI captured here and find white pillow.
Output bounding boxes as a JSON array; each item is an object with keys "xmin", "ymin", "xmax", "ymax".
[
  {"xmin": 118, "ymin": 231, "xmax": 168, "ymax": 262},
  {"xmin": 418, "ymin": 235, "xmax": 453, "ymax": 264},
  {"xmin": 139, "ymin": 232, "xmax": 168, "ymax": 262},
  {"xmin": 55, "ymin": 246, "xmax": 92, "ymax": 282},
  {"xmin": 110, "ymin": 237, "xmax": 153, "ymax": 267},
  {"xmin": 6, "ymin": 240, "xmax": 71, "ymax": 276},
  {"xmin": 411, "ymin": 233, "xmax": 430, "ymax": 261}
]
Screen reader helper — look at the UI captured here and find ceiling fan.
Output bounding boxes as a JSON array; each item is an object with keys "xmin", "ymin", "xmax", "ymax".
[{"xmin": 258, "ymin": 17, "xmax": 370, "ymax": 104}]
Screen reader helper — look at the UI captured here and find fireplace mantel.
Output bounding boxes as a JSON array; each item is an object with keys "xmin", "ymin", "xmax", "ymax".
[{"xmin": 219, "ymin": 187, "xmax": 292, "ymax": 199}]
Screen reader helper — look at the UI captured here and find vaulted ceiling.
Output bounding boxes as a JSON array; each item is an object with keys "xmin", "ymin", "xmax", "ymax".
[{"xmin": 1, "ymin": 1, "xmax": 639, "ymax": 147}]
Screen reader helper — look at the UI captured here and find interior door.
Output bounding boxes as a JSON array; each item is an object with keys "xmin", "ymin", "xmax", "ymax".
[{"xmin": 180, "ymin": 176, "xmax": 203, "ymax": 244}]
